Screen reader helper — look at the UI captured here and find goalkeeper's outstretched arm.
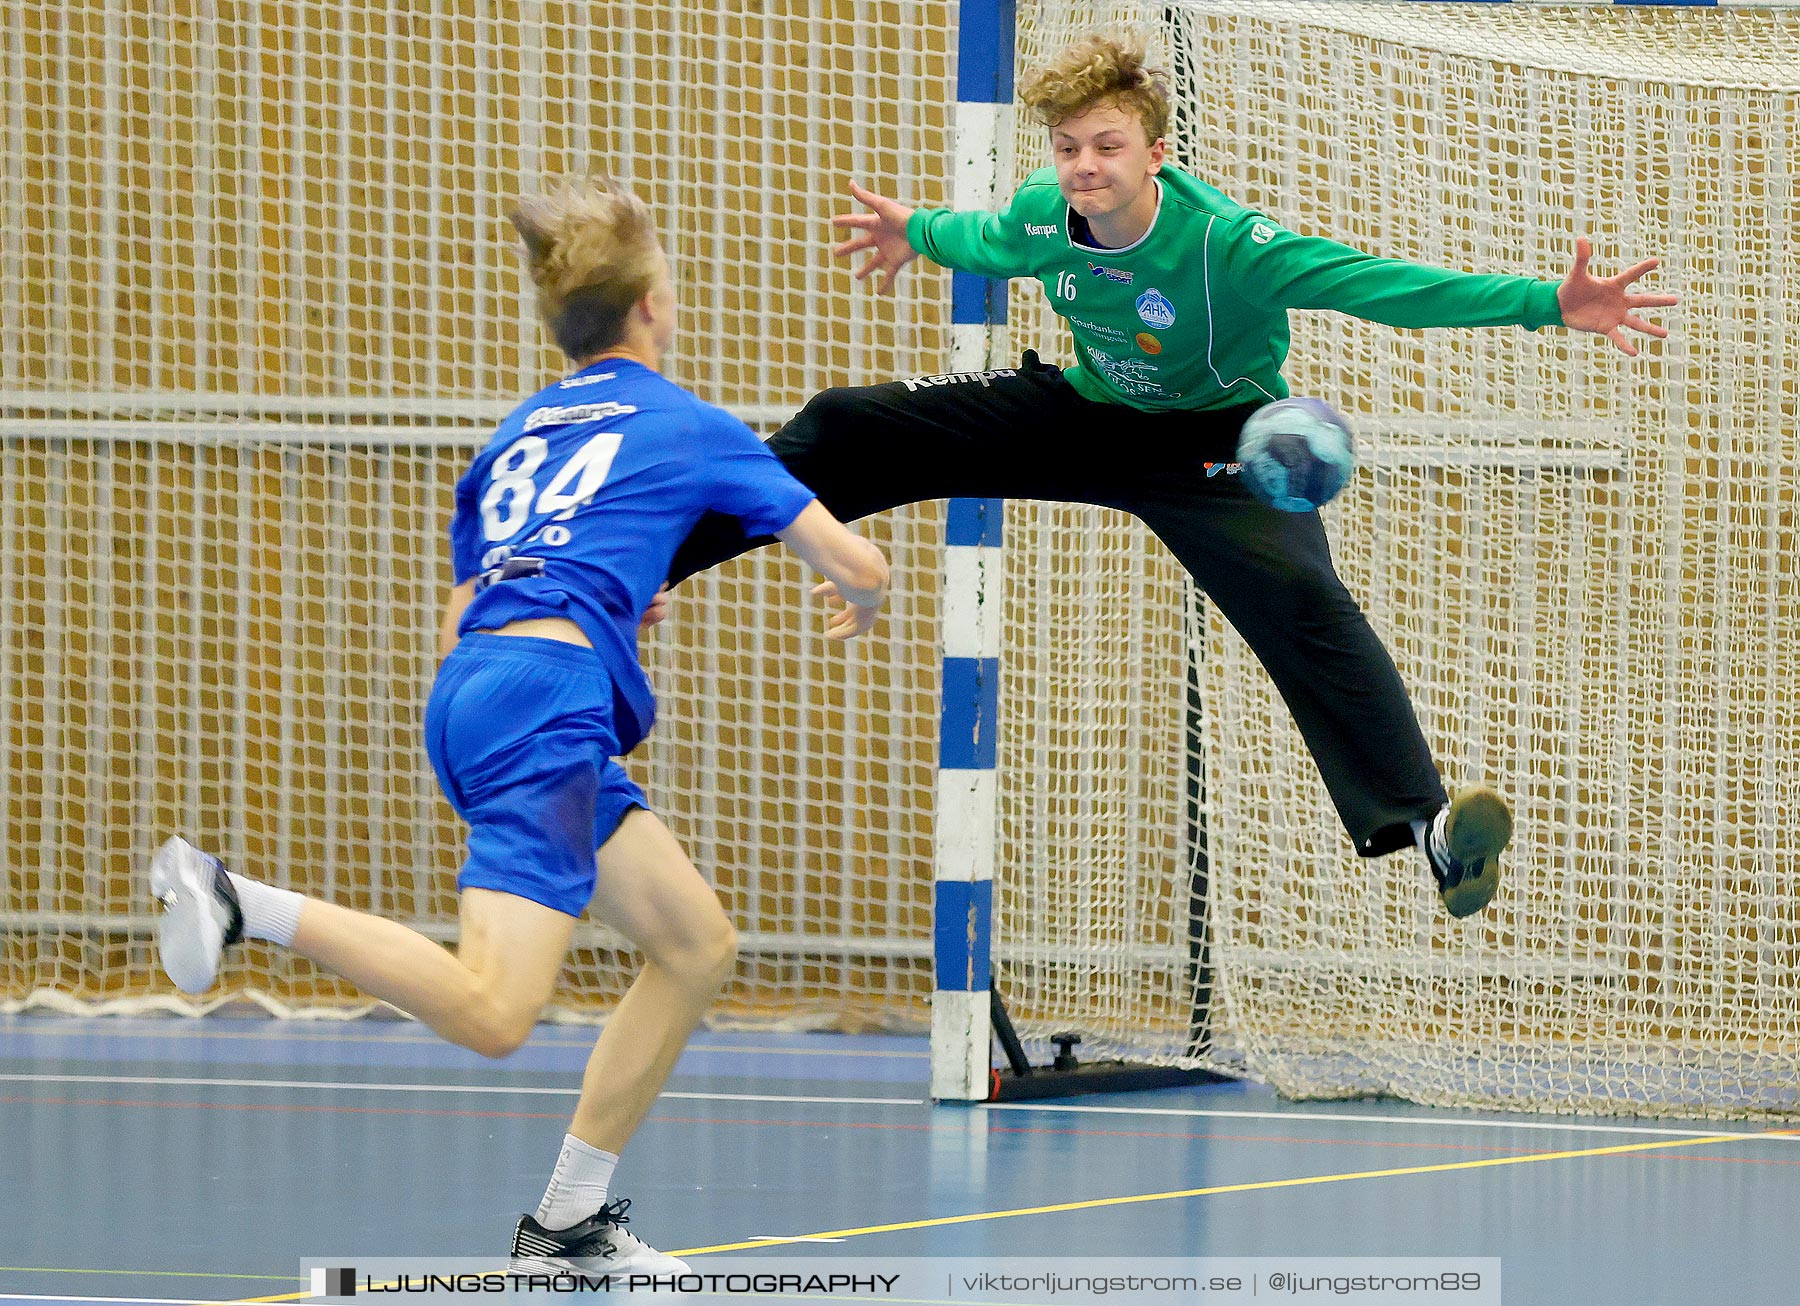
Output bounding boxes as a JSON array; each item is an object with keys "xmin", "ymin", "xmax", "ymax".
[{"xmin": 830, "ymin": 181, "xmax": 919, "ymax": 295}]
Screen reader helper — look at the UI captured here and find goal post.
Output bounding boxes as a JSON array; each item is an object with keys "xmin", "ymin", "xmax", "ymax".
[{"xmin": 926, "ymin": 0, "xmax": 1012, "ymax": 1104}]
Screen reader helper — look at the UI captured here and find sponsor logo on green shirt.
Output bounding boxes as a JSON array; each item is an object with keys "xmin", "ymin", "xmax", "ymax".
[{"xmin": 1135, "ymin": 288, "xmax": 1177, "ymax": 329}]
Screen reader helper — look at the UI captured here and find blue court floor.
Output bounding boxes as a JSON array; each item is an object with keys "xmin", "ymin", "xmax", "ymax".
[{"xmin": 2, "ymin": 1014, "xmax": 1795, "ymax": 1303}]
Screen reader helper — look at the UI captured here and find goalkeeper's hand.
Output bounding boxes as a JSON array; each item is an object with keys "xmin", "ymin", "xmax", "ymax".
[
  {"xmin": 1556, "ymin": 237, "xmax": 1679, "ymax": 357},
  {"xmin": 832, "ymin": 182, "xmax": 919, "ymax": 296}
]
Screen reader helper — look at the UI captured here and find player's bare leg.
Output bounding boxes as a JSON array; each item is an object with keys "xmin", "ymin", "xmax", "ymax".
[{"xmin": 512, "ymin": 810, "xmax": 732, "ymax": 1274}]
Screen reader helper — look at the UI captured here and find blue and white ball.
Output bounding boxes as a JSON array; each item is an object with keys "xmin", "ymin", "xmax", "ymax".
[{"xmin": 1236, "ymin": 397, "xmax": 1356, "ymax": 512}]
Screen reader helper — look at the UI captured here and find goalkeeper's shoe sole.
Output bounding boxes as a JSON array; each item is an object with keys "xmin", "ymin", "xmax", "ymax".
[
  {"xmin": 150, "ymin": 836, "xmax": 244, "ymax": 994},
  {"xmin": 1432, "ymin": 786, "xmax": 1512, "ymax": 919}
]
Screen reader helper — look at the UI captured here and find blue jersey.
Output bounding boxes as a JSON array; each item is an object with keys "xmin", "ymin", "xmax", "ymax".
[{"xmin": 448, "ymin": 358, "xmax": 816, "ymax": 751}]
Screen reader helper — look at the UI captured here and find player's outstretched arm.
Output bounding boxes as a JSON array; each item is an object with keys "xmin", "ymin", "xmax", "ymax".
[
  {"xmin": 776, "ymin": 500, "xmax": 890, "ymax": 639},
  {"xmin": 1556, "ymin": 237, "xmax": 1679, "ymax": 357},
  {"xmin": 831, "ymin": 181, "xmax": 919, "ymax": 296}
]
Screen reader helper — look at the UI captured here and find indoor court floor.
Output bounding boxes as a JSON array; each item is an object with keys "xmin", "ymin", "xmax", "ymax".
[{"xmin": 2, "ymin": 1013, "xmax": 1794, "ymax": 1304}]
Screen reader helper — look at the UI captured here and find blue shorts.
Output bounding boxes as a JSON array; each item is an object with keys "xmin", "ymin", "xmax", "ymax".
[{"xmin": 425, "ymin": 633, "xmax": 650, "ymax": 918}]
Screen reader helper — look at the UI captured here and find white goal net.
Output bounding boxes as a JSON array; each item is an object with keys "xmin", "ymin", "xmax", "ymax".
[
  {"xmin": 1000, "ymin": 0, "xmax": 1800, "ymax": 1118},
  {"xmin": 0, "ymin": 0, "xmax": 955, "ymax": 1027},
  {"xmin": 5, "ymin": 1, "xmax": 1797, "ymax": 1120}
]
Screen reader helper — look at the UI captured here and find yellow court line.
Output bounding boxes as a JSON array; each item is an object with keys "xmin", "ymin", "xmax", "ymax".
[
  {"xmin": 237, "ymin": 1288, "xmax": 373, "ymax": 1304},
  {"xmin": 670, "ymin": 1128, "xmax": 1798, "ymax": 1256},
  {"xmin": 2, "ymin": 1023, "xmax": 926, "ymax": 1058},
  {"xmin": 237, "ymin": 1295, "xmax": 944, "ymax": 1306},
  {"xmin": 228, "ymin": 1126, "xmax": 1797, "ymax": 1301},
  {"xmin": 0, "ymin": 1265, "xmax": 287, "ymax": 1282}
]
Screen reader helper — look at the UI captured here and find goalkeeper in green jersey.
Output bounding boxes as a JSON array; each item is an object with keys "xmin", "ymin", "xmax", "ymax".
[{"xmin": 668, "ymin": 33, "xmax": 1676, "ymax": 917}]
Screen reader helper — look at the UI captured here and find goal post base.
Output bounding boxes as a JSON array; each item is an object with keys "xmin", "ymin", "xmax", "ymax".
[
  {"xmin": 987, "ymin": 1062, "xmax": 1235, "ymax": 1103},
  {"xmin": 972, "ymin": 986, "xmax": 1235, "ymax": 1103}
]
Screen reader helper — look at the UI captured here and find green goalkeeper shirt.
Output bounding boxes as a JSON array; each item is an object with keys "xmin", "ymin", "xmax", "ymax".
[{"xmin": 906, "ymin": 163, "xmax": 1565, "ymax": 412}]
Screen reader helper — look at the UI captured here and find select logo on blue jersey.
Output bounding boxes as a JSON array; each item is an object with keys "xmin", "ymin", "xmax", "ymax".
[
  {"xmin": 558, "ymin": 370, "xmax": 617, "ymax": 389},
  {"xmin": 1135, "ymin": 288, "xmax": 1176, "ymax": 329},
  {"xmin": 524, "ymin": 401, "xmax": 637, "ymax": 433},
  {"xmin": 1087, "ymin": 262, "xmax": 1134, "ymax": 285}
]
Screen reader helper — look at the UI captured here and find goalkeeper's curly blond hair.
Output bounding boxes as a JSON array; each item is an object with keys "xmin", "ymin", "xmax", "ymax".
[
  {"xmin": 1019, "ymin": 33, "xmax": 1170, "ymax": 144},
  {"xmin": 510, "ymin": 175, "xmax": 661, "ymax": 362}
]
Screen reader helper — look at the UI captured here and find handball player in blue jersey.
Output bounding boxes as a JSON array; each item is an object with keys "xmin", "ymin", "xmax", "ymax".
[{"xmin": 148, "ymin": 177, "xmax": 890, "ymax": 1271}]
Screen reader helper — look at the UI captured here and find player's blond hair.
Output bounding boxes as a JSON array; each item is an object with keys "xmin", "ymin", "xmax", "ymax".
[
  {"xmin": 509, "ymin": 175, "xmax": 661, "ymax": 362},
  {"xmin": 1019, "ymin": 33, "xmax": 1169, "ymax": 144}
]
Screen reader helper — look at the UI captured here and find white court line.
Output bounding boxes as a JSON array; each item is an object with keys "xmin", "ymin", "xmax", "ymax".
[
  {"xmin": 984, "ymin": 1100, "xmax": 1800, "ymax": 1142},
  {"xmin": 8, "ymin": 1072, "xmax": 1791, "ymax": 1142},
  {"xmin": 0, "ymin": 1024, "xmax": 927, "ymax": 1058},
  {"xmin": 0, "ymin": 1072, "xmax": 922, "ymax": 1107}
]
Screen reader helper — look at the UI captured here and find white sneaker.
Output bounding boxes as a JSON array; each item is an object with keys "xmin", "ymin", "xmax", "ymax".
[
  {"xmin": 149, "ymin": 836, "xmax": 243, "ymax": 994},
  {"xmin": 510, "ymin": 1200, "xmax": 689, "ymax": 1274}
]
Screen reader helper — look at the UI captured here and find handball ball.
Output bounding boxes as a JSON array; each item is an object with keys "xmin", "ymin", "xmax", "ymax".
[{"xmin": 1236, "ymin": 398, "xmax": 1356, "ymax": 512}]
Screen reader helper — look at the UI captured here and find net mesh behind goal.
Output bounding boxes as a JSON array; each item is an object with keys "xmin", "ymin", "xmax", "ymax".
[
  {"xmin": 0, "ymin": 0, "xmax": 955, "ymax": 1026},
  {"xmin": 1000, "ymin": 1, "xmax": 1800, "ymax": 1117}
]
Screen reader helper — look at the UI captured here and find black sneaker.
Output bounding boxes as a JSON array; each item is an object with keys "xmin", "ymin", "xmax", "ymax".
[
  {"xmin": 510, "ymin": 1199, "xmax": 689, "ymax": 1274},
  {"xmin": 150, "ymin": 837, "xmax": 244, "ymax": 993},
  {"xmin": 1425, "ymin": 786, "xmax": 1512, "ymax": 918}
]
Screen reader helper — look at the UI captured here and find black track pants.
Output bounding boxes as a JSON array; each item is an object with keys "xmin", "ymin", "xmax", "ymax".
[{"xmin": 669, "ymin": 356, "xmax": 1445, "ymax": 856}]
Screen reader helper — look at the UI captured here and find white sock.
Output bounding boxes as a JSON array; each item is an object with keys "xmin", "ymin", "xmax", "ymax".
[
  {"xmin": 536, "ymin": 1134, "xmax": 619, "ymax": 1231},
  {"xmin": 1414, "ymin": 809, "xmax": 1449, "ymax": 861},
  {"xmin": 226, "ymin": 873, "xmax": 304, "ymax": 946}
]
